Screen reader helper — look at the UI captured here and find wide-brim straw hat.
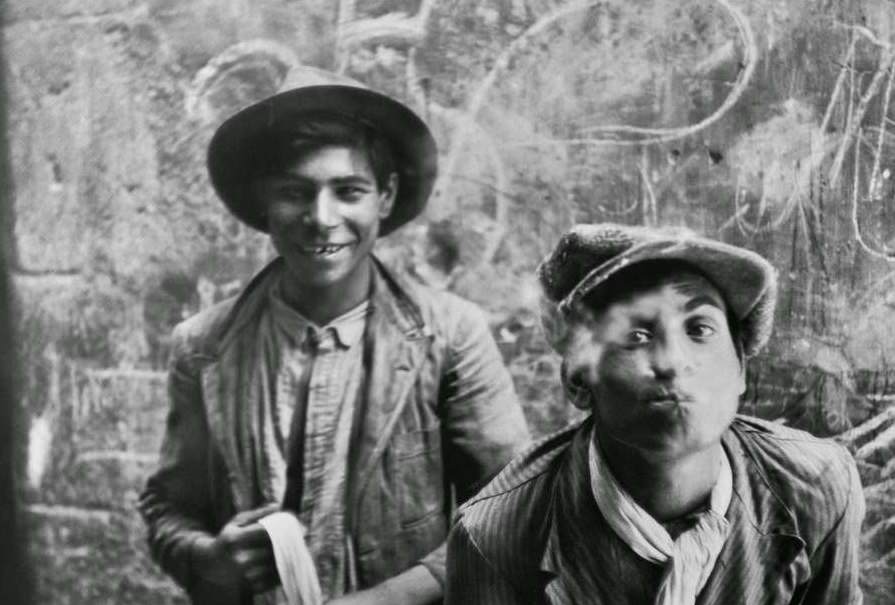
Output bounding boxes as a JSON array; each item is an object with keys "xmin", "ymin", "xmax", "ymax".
[
  {"xmin": 207, "ymin": 66, "xmax": 438, "ymax": 236},
  {"xmin": 537, "ymin": 223, "xmax": 778, "ymax": 357}
]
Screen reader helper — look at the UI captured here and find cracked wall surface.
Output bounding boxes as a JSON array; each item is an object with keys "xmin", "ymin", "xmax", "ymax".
[{"xmin": 7, "ymin": 0, "xmax": 895, "ymax": 602}]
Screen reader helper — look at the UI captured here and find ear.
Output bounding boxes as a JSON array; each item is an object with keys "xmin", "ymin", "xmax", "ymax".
[
  {"xmin": 562, "ymin": 361, "xmax": 594, "ymax": 411},
  {"xmin": 378, "ymin": 172, "xmax": 398, "ymax": 219}
]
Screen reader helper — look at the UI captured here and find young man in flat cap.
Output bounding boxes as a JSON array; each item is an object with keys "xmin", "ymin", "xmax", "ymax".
[
  {"xmin": 139, "ymin": 70, "xmax": 530, "ymax": 605},
  {"xmin": 446, "ymin": 223, "xmax": 864, "ymax": 604}
]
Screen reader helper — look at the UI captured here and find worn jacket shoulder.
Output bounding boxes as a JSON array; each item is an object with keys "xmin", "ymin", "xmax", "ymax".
[
  {"xmin": 169, "ymin": 295, "xmax": 240, "ymax": 359},
  {"xmin": 455, "ymin": 423, "xmax": 580, "ymax": 566},
  {"xmin": 731, "ymin": 415, "xmax": 858, "ymax": 542},
  {"xmin": 452, "ymin": 421, "xmax": 584, "ymax": 584},
  {"xmin": 382, "ymin": 266, "xmax": 489, "ymax": 336}
]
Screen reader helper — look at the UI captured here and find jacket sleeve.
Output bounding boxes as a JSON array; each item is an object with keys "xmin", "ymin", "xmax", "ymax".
[
  {"xmin": 439, "ymin": 299, "xmax": 531, "ymax": 499},
  {"xmin": 138, "ymin": 325, "xmax": 217, "ymax": 592},
  {"xmin": 420, "ymin": 299, "xmax": 531, "ymax": 584},
  {"xmin": 445, "ymin": 521, "xmax": 525, "ymax": 604},
  {"xmin": 798, "ymin": 454, "xmax": 865, "ymax": 604}
]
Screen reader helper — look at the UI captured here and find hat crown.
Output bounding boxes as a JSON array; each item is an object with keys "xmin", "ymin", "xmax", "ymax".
[
  {"xmin": 537, "ymin": 222, "xmax": 778, "ymax": 357},
  {"xmin": 277, "ymin": 66, "xmax": 368, "ymax": 92},
  {"xmin": 207, "ymin": 67, "xmax": 438, "ymax": 238},
  {"xmin": 540, "ymin": 223, "xmax": 715, "ymax": 302}
]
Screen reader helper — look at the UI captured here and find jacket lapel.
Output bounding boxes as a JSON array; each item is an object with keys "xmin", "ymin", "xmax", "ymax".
[
  {"xmin": 696, "ymin": 429, "xmax": 809, "ymax": 604},
  {"xmin": 346, "ymin": 263, "xmax": 433, "ymax": 527},
  {"xmin": 201, "ymin": 358, "xmax": 253, "ymax": 510},
  {"xmin": 197, "ymin": 259, "xmax": 284, "ymax": 512},
  {"xmin": 539, "ymin": 420, "xmax": 663, "ymax": 604}
]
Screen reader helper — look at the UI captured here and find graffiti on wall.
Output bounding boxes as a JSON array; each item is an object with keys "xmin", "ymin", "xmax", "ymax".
[{"xmin": 10, "ymin": 0, "xmax": 895, "ymax": 602}]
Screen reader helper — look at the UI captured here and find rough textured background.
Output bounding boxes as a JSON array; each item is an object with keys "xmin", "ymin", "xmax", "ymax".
[{"xmin": 6, "ymin": 0, "xmax": 895, "ymax": 602}]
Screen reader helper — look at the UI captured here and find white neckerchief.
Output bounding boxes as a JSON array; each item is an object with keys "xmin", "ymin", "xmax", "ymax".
[
  {"xmin": 588, "ymin": 436, "xmax": 732, "ymax": 605},
  {"xmin": 256, "ymin": 512, "xmax": 323, "ymax": 605}
]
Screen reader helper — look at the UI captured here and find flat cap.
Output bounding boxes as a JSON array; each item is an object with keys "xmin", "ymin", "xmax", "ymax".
[{"xmin": 537, "ymin": 223, "xmax": 778, "ymax": 357}]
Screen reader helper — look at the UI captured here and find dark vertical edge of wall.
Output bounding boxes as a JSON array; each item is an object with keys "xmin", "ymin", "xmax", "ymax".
[{"xmin": 0, "ymin": 0, "xmax": 33, "ymax": 603}]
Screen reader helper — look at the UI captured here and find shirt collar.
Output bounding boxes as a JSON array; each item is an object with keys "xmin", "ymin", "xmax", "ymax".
[
  {"xmin": 268, "ymin": 277, "xmax": 369, "ymax": 350},
  {"xmin": 588, "ymin": 432, "xmax": 733, "ymax": 562}
]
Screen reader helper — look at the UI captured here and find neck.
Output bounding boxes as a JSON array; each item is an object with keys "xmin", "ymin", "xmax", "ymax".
[
  {"xmin": 280, "ymin": 259, "xmax": 373, "ymax": 326},
  {"xmin": 595, "ymin": 429, "xmax": 723, "ymax": 522}
]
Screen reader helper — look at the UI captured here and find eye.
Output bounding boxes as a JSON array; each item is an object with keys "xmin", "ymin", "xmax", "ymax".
[
  {"xmin": 687, "ymin": 321, "xmax": 717, "ymax": 340},
  {"xmin": 335, "ymin": 185, "xmax": 368, "ymax": 201},
  {"xmin": 277, "ymin": 184, "xmax": 314, "ymax": 200},
  {"xmin": 625, "ymin": 328, "xmax": 653, "ymax": 345}
]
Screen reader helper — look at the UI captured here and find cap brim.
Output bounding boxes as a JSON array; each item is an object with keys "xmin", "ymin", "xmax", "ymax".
[
  {"xmin": 561, "ymin": 237, "xmax": 776, "ymax": 324},
  {"xmin": 207, "ymin": 85, "xmax": 438, "ymax": 236}
]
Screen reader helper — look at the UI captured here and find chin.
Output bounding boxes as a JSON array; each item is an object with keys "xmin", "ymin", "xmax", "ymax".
[
  {"xmin": 302, "ymin": 268, "xmax": 354, "ymax": 289},
  {"xmin": 286, "ymin": 256, "xmax": 359, "ymax": 284},
  {"xmin": 619, "ymin": 423, "xmax": 720, "ymax": 459}
]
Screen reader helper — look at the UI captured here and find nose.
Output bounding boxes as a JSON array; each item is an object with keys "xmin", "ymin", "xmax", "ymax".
[
  {"xmin": 650, "ymin": 331, "xmax": 690, "ymax": 381},
  {"xmin": 304, "ymin": 189, "xmax": 339, "ymax": 229}
]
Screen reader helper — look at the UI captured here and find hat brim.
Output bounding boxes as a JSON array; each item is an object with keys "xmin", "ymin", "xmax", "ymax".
[
  {"xmin": 561, "ymin": 237, "xmax": 777, "ymax": 344},
  {"xmin": 207, "ymin": 85, "xmax": 438, "ymax": 236}
]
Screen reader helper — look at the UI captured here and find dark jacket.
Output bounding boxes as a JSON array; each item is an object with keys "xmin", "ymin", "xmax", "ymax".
[
  {"xmin": 447, "ymin": 415, "xmax": 865, "ymax": 604},
  {"xmin": 139, "ymin": 257, "xmax": 530, "ymax": 604}
]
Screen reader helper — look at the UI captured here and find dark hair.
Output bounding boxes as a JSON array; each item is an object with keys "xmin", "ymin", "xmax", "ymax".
[
  {"xmin": 251, "ymin": 111, "xmax": 397, "ymax": 191},
  {"xmin": 579, "ymin": 259, "xmax": 745, "ymax": 361}
]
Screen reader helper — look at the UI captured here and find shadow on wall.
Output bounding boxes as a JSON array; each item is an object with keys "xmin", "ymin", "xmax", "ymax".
[{"xmin": 0, "ymin": 28, "xmax": 33, "ymax": 605}]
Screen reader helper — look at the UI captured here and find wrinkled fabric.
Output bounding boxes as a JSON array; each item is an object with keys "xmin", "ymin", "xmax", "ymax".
[
  {"xmin": 139, "ymin": 257, "xmax": 531, "ymax": 605},
  {"xmin": 588, "ymin": 437, "xmax": 731, "ymax": 604}
]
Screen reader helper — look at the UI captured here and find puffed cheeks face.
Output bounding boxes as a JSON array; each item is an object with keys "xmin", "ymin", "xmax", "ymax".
[{"xmin": 562, "ymin": 271, "xmax": 745, "ymax": 461}]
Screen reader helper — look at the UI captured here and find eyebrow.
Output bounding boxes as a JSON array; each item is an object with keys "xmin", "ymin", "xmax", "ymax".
[
  {"xmin": 683, "ymin": 294, "xmax": 726, "ymax": 313},
  {"xmin": 329, "ymin": 175, "xmax": 375, "ymax": 186}
]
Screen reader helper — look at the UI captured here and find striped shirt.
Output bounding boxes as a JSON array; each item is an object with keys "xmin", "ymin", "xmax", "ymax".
[
  {"xmin": 446, "ymin": 415, "xmax": 865, "ymax": 604},
  {"xmin": 258, "ymin": 278, "xmax": 369, "ymax": 601}
]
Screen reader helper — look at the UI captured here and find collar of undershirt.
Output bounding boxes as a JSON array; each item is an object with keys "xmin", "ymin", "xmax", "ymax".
[
  {"xmin": 588, "ymin": 434, "xmax": 733, "ymax": 555},
  {"xmin": 268, "ymin": 277, "xmax": 370, "ymax": 349}
]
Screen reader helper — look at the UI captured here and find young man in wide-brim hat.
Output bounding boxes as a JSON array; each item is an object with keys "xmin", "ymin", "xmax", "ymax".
[
  {"xmin": 446, "ymin": 223, "xmax": 864, "ymax": 604},
  {"xmin": 140, "ymin": 69, "xmax": 530, "ymax": 605}
]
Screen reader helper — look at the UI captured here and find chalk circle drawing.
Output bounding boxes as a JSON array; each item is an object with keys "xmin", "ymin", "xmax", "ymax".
[
  {"xmin": 189, "ymin": 1, "xmax": 895, "ymax": 279},
  {"xmin": 442, "ymin": 0, "xmax": 755, "ymax": 159},
  {"xmin": 186, "ymin": 40, "xmax": 300, "ymax": 125},
  {"xmin": 423, "ymin": 0, "xmax": 758, "ymax": 276}
]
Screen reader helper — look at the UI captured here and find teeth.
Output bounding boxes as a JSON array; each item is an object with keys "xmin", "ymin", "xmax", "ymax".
[{"xmin": 310, "ymin": 245, "xmax": 344, "ymax": 256}]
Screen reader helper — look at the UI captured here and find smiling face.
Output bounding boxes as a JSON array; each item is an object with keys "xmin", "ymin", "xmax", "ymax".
[
  {"xmin": 254, "ymin": 145, "xmax": 396, "ymax": 294},
  {"xmin": 569, "ymin": 264, "xmax": 745, "ymax": 462}
]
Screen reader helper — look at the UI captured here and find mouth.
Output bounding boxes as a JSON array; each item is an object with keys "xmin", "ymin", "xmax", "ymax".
[
  {"xmin": 298, "ymin": 243, "xmax": 354, "ymax": 258},
  {"xmin": 642, "ymin": 391, "xmax": 686, "ymax": 407}
]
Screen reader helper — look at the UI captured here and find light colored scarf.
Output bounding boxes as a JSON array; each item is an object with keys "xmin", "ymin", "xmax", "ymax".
[
  {"xmin": 257, "ymin": 512, "xmax": 323, "ymax": 605},
  {"xmin": 588, "ymin": 437, "xmax": 732, "ymax": 605}
]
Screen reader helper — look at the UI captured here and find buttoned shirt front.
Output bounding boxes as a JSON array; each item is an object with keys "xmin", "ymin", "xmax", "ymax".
[{"xmin": 263, "ymin": 278, "xmax": 369, "ymax": 599}]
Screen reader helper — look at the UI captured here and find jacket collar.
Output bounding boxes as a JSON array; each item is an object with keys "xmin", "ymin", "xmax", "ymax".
[
  {"xmin": 345, "ymin": 258, "xmax": 435, "ymax": 531},
  {"xmin": 695, "ymin": 423, "xmax": 809, "ymax": 604},
  {"xmin": 206, "ymin": 255, "xmax": 429, "ymax": 357},
  {"xmin": 268, "ymin": 280, "xmax": 369, "ymax": 350},
  {"xmin": 538, "ymin": 419, "xmax": 809, "ymax": 602}
]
